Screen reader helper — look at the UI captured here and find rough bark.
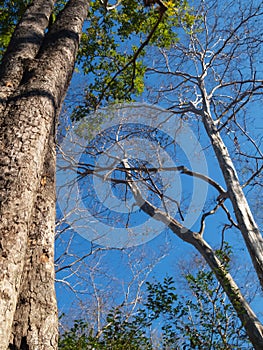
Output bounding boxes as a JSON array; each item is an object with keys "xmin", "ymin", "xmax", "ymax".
[
  {"xmin": 0, "ymin": 0, "xmax": 55, "ymax": 114},
  {"xmin": 9, "ymin": 131, "xmax": 57, "ymax": 350},
  {"xmin": 0, "ymin": 0, "xmax": 88, "ymax": 348},
  {"xmin": 122, "ymin": 159, "xmax": 263, "ymax": 349}
]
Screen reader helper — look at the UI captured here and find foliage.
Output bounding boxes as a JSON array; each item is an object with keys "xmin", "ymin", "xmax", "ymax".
[
  {"xmin": 59, "ymin": 250, "xmax": 251, "ymax": 349},
  {"xmin": 0, "ymin": 0, "xmax": 196, "ymax": 117},
  {"xmin": 0, "ymin": 0, "xmax": 29, "ymax": 55},
  {"xmin": 0, "ymin": 0, "xmax": 67, "ymax": 58},
  {"xmin": 73, "ymin": 0, "xmax": 196, "ymax": 119}
]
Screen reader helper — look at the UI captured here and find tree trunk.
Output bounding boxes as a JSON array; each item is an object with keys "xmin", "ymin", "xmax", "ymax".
[
  {"xmin": 122, "ymin": 159, "xmax": 263, "ymax": 348},
  {"xmin": 0, "ymin": 0, "xmax": 88, "ymax": 348},
  {"xmin": 199, "ymin": 82, "xmax": 263, "ymax": 289},
  {"xmin": 9, "ymin": 131, "xmax": 57, "ymax": 349}
]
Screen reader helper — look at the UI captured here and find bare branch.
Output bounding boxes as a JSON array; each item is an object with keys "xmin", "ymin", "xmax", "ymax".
[{"xmin": 120, "ymin": 158, "xmax": 263, "ymax": 346}]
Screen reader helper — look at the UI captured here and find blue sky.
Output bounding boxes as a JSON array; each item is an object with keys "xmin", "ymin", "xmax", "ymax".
[{"xmin": 55, "ymin": 0, "xmax": 263, "ymax": 334}]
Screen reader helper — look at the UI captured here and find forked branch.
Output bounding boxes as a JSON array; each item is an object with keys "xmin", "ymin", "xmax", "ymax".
[{"xmin": 121, "ymin": 158, "xmax": 263, "ymax": 349}]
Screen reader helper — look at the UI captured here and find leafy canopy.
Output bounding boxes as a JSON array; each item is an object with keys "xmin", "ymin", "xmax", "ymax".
[
  {"xmin": 59, "ymin": 248, "xmax": 251, "ymax": 349},
  {"xmin": 0, "ymin": 0, "xmax": 195, "ymax": 118},
  {"xmin": 0, "ymin": 0, "xmax": 29, "ymax": 54},
  {"xmin": 75, "ymin": 0, "xmax": 196, "ymax": 118}
]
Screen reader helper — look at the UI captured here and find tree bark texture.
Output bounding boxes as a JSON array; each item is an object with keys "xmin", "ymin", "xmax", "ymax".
[
  {"xmin": 0, "ymin": 0, "xmax": 88, "ymax": 348},
  {"xmin": 9, "ymin": 131, "xmax": 57, "ymax": 350}
]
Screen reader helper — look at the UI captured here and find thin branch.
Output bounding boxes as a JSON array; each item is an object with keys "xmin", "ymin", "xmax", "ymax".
[
  {"xmin": 234, "ymin": 120, "xmax": 263, "ymax": 159},
  {"xmin": 77, "ymin": 163, "xmax": 227, "ymax": 196},
  {"xmin": 199, "ymin": 202, "xmax": 222, "ymax": 236},
  {"xmin": 242, "ymin": 164, "xmax": 263, "ymax": 189}
]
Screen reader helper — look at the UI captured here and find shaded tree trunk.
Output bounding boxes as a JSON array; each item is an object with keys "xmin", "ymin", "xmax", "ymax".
[
  {"xmin": 0, "ymin": 0, "xmax": 88, "ymax": 348},
  {"xmin": 9, "ymin": 131, "xmax": 57, "ymax": 349}
]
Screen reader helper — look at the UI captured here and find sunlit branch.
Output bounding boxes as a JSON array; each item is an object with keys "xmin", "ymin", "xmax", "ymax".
[
  {"xmin": 146, "ymin": 66, "xmax": 199, "ymax": 85},
  {"xmin": 216, "ymin": 93, "xmax": 252, "ymax": 130},
  {"xmin": 199, "ymin": 202, "xmax": 222, "ymax": 236},
  {"xmin": 77, "ymin": 163, "xmax": 227, "ymax": 196},
  {"xmin": 209, "ymin": 79, "xmax": 263, "ymax": 100},
  {"xmin": 199, "ymin": 197, "xmax": 238, "ymax": 237},
  {"xmin": 234, "ymin": 120, "xmax": 263, "ymax": 159},
  {"xmin": 100, "ymin": 0, "xmax": 122, "ymax": 11},
  {"xmin": 207, "ymin": 6, "xmax": 263, "ymax": 70},
  {"xmin": 216, "ymin": 86, "xmax": 262, "ymax": 130},
  {"xmin": 55, "ymin": 247, "xmax": 111, "ymax": 273}
]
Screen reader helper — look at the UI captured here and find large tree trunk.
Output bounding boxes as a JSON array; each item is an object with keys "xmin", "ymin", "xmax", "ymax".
[
  {"xmin": 0, "ymin": 0, "xmax": 88, "ymax": 348},
  {"xmin": 9, "ymin": 131, "xmax": 57, "ymax": 349}
]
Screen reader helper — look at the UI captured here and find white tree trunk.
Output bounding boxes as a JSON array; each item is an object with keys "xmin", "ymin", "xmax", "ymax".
[
  {"xmin": 200, "ymin": 83, "xmax": 263, "ymax": 289},
  {"xmin": 122, "ymin": 159, "xmax": 263, "ymax": 348}
]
